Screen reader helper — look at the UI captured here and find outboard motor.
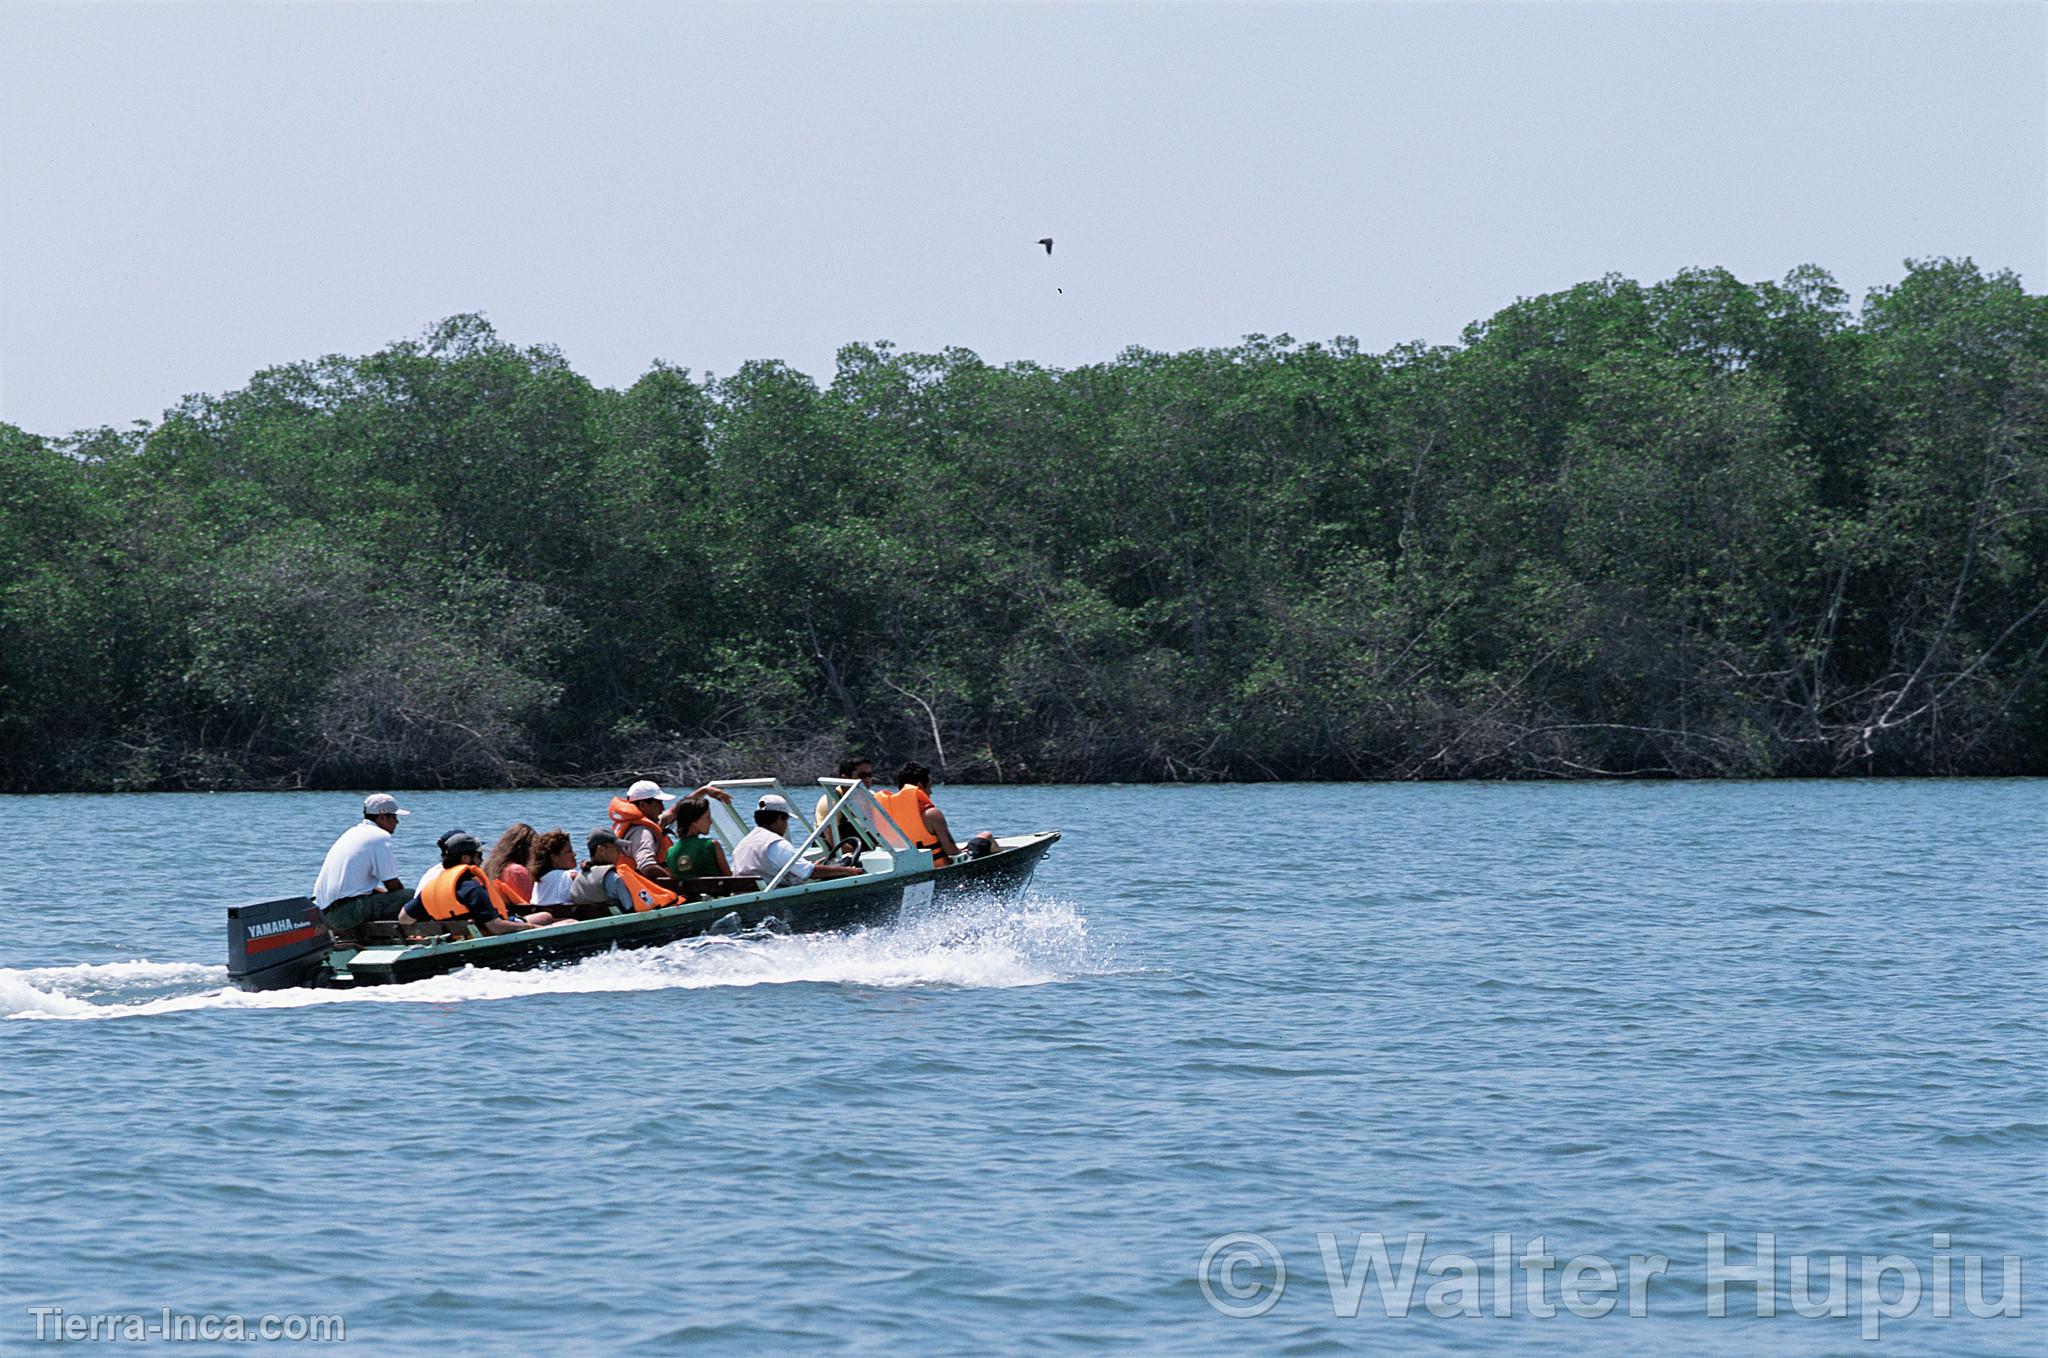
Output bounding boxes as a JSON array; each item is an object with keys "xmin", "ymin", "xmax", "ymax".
[{"xmin": 226, "ymin": 897, "xmax": 332, "ymax": 991}]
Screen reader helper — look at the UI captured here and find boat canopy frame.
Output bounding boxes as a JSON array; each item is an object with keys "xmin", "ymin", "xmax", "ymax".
[{"xmin": 702, "ymin": 776, "xmax": 922, "ymax": 892}]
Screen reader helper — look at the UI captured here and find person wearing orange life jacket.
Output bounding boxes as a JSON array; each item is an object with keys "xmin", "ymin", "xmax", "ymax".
[
  {"xmin": 874, "ymin": 762, "xmax": 965, "ymax": 866},
  {"xmin": 482, "ymin": 822, "xmax": 538, "ymax": 905},
  {"xmin": 565, "ymin": 825, "xmax": 683, "ymax": 912},
  {"xmin": 609, "ymin": 778, "xmax": 733, "ymax": 883},
  {"xmin": 564, "ymin": 830, "xmax": 638, "ymax": 913},
  {"xmin": 612, "ymin": 851, "xmax": 686, "ymax": 912},
  {"xmin": 397, "ymin": 833, "xmax": 564, "ymax": 934}
]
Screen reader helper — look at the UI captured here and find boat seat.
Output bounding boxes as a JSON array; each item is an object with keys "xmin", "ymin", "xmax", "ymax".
[
  {"xmin": 401, "ymin": 919, "xmax": 459, "ymax": 942},
  {"xmin": 679, "ymin": 875, "xmax": 762, "ymax": 901},
  {"xmin": 553, "ymin": 900, "xmax": 621, "ymax": 922},
  {"xmin": 340, "ymin": 917, "xmax": 463, "ymax": 945}
]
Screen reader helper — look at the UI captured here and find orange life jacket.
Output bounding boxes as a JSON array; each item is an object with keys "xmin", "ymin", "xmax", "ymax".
[
  {"xmin": 875, "ymin": 787, "xmax": 934, "ymax": 845},
  {"xmin": 420, "ymin": 863, "xmax": 510, "ymax": 922},
  {"xmin": 609, "ymin": 797, "xmax": 672, "ymax": 863},
  {"xmin": 875, "ymin": 787, "xmax": 950, "ymax": 865},
  {"xmin": 612, "ymin": 856, "xmax": 681, "ymax": 913}
]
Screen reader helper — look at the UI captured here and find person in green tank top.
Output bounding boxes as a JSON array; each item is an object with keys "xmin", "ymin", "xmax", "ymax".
[{"xmin": 663, "ymin": 798, "xmax": 732, "ymax": 878}]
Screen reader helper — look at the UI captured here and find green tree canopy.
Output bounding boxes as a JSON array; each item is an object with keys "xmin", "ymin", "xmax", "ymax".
[{"xmin": 2, "ymin": 259, "xmax": 2041, "ymax": 790}]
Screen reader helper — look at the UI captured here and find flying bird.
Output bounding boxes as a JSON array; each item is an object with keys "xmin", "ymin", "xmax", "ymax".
[{"xmin": 1037, "ymin": 237, "xmax": 1054, "ymax": 255}]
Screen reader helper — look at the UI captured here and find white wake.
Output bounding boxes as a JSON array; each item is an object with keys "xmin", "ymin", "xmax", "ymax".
[{"xmin": 1, "ymin": 895, "xmax": 1104, "ymax": 1021}]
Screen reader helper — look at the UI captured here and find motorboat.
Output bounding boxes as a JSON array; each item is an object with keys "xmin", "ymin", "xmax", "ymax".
[{"xmin": 226, "ymin": 777, "xmax": 1058, "ymax": 990}]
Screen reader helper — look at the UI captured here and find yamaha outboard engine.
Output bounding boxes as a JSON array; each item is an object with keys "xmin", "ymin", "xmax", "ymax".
[{"xmin": 226, "ymin": 897, "xmax": 332, "ymax": 991}]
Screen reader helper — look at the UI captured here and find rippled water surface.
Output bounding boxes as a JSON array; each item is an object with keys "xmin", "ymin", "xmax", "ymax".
[{"xmin": 2, "ymin": 781, "xmax": 2042, "ymax": 1354}]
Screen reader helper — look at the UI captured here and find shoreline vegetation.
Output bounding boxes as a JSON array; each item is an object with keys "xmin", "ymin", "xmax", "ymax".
[{"xmin": 3, "ymin": 259, "xmax": 2043, "ymax": 792}]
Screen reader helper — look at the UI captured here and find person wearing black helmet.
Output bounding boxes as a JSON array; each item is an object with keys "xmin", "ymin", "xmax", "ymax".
[
  {"xmin": 397, "ymin": 831, "xmax": 562, "ymax": 933},
  {"xmin": 412, "ymin": 828, "xmax": 466, "ymax": 898}
]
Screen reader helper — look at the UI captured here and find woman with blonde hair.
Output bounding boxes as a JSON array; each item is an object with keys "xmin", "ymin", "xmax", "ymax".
[{"xmin": 483, "ymin": 822, "xmax": 537, "ymax": 905}]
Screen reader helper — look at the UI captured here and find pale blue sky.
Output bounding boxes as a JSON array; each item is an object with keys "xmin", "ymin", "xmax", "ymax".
[{"xmin": 2, "ymin": 1, "xmax": 2042, "ymax": 436}]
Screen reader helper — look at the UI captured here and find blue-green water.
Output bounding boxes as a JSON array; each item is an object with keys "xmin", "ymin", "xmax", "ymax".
[{"xmin": 2, "ymin": 781, "xmax": 2041, "ymax": 1354}]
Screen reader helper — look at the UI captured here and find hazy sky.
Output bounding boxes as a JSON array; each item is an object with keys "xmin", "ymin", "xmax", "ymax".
[{"xmin": 2, "ymin": 1, "xmax": 2042, "ymax": 436}]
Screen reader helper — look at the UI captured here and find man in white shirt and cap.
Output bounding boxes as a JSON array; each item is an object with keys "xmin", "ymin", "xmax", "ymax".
[
  {"xmin": 730, "ymin": 794, "xmax": 866, "ymax": 886},
  {"xmin": 312, "ymin": 793, "xmax": 413, "ymax": 929}
]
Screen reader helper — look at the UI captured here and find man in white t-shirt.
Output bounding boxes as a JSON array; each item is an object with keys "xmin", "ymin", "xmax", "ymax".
[
  {"xmin": 730, "ymin": 795, "xmax": 865, "ymax": 887},
  {"xmin": 312, "ymin": 793, "xmax": 412, "ymax": 929}
]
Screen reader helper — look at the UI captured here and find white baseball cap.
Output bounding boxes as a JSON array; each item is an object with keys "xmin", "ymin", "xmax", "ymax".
[
  {"xmin": 757, "ymin": 794, "xmax": 793, "ymax": 816},
  {"xmin": 362, "ymin": 793, "xmax": 410, "ymax": 817},
  {"xmin": 626, "ymin": 779, "xmax": 667, "ymax": 803}
]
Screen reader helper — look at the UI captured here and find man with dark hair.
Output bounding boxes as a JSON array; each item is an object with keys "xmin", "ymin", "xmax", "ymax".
[
  {"xmin": 875, "ymin": 762, "xmax": 964, "ymax": 864},
  {"xmin": 814, "ymin": 755, "xmax": 875, "ymax": 850},
  {"xmin": 730, "ymin": 795, "xmax": 865, "ymax": 885}
]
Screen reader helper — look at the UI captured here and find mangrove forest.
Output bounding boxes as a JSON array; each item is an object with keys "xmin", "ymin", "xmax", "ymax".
[{"xmin": 1, "ymin": 258, "xmax": 2042, "ymax": 790}]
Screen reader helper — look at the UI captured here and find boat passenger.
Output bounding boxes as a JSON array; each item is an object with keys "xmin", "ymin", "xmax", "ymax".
[
  {"xmin": 527, "ymin": 828, "xmax": 579, "ymax": 908},
  {"xmin": 663, "ymin": 798, "xmax": 732, "ymax": 879},
  {"xmin": 416, "ymin": 829, "xmax": 463, "ymax": 897},
  {"xmin": 311, "ymin": 793, "xmax": 412, "ymax": 930},
  {"xmin": 397, "ymin": 833, "xmax": 561, "ymax": 934},
  {"xmin": 874, "ymin": 763, "xmax": 963, "ymax": 865},
  {"xmin": 483, "ymin": 822, "xmax": 537, "ymax": 905},
  {"xmin": 813, "ymin": 756, "xmax": 874, "ymax": 850},
  {"xmin": 564, "ymin": 829, "xmax": 637, "ymax": 914},
  {"xmin": 576, "ymin": 826, "xmax": 683, "ymax": 912},
  {"xmin": 613, "ymin": 855, "xmax": 683, "ymax": 911},
  {"xmin": 730, "ymin": 795, "xmax": 866, "ymax": 884},
  {"xmin": 609, "ymin": 778, "xmax": 733, "ymax": 881}
]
